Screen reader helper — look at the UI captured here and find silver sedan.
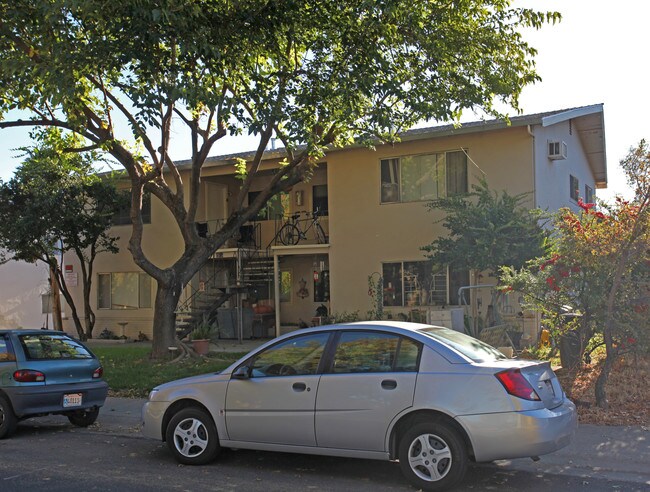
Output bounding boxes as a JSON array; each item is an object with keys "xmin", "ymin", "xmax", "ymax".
[{"xmin": 142, "ymin": 321, "xmax": 576, "ymax": 491}]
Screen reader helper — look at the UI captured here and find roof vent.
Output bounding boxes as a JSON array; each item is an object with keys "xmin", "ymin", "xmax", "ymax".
[{"xmin": 548, "ymin": 140, "xmax": 567, "ymax": 160}]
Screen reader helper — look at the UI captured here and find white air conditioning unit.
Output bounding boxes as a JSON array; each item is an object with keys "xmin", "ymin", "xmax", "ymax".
[{"xmin": 548, "ymin": 140, "xmax": 567, "ymax": 160}]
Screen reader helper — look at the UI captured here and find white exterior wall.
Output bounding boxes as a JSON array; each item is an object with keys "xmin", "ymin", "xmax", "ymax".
[
  {"xmin": 0, "ymin": 260, "xmax": 50, "ymax": 329},
  {"xmin": 533, "ymin": 120, "xmax": 597, "ymax": 211}
]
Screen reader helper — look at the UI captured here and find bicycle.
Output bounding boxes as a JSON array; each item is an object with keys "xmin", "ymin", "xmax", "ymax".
[{"xmin": 277, "ymin": 210, "xmax": 327, "ymax": 245}]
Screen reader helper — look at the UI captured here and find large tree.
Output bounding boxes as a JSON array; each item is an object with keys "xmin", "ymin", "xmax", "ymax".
[
  {"xmin": 0, "ymin": 0, "xmax": 560, "ymax": 357},
  {"xmin": 0, "ymin": 128, "xmax": 122, "ymax": 340},
  {"xmin": 501, "ymin": 140, "xmax": 650, "ymax": 408}
]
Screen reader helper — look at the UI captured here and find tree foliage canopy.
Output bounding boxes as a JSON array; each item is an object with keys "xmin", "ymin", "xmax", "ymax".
[
  {"xmin": 422, "ymin": 178, "xmax": 548, "ymax": 277},
  {"xmin": 0, "ymin": 0, "xmax": 560, "ymax": 355},
  {"xmin": 0, "ymin": 128, "xmax": 122, "ymax": 338},
  {"xmin": 501, "ymin": 141, "xmax": 650, "ymax": 407}
]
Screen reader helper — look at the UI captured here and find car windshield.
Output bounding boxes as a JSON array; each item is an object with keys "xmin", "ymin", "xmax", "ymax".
[
  {"xmin": 19, "ymin": 334, "xmax": 93, "ymax": 360},
  {"xmin": 418, "ymin": 326, "xmax": 507, "ymax": 362}
]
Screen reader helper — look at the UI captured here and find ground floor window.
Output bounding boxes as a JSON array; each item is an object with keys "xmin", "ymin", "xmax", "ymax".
[
  {"xmin": 382, "ymin": 261, "xmax": 468, "ymax": 307},
  {"xmin": 98, "ymin": 272, "xmax": 152, "ymax": 309},
  {"xmin": 314, "ymin": 269, "xmax": 330, "ymax": 302},
  {"xmin": 279, "ymin": 270, "xmax": 292, "ymax": 303}
]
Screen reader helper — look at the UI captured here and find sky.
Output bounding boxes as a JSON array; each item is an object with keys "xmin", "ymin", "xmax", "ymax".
[{"xmin": 0, "ymin": 0, "xmax": 645, "ymax": 202}]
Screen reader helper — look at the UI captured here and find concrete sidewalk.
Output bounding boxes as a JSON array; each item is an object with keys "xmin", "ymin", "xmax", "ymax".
[{"xmin": 96, "ymin": 397, "xmax": 650, "ymax": 487}]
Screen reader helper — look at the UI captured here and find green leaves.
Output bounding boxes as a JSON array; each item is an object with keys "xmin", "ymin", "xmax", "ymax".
[
  {"xmin": 0, "ymin": 0, "xmax": 560, "ymax": 353},
  {"xmin": 1, "ymin": 0, "xmax": 560, "ymax": 151},
  {"xmin": 422, "ymin": 178, "xmax": 548, "ymax": 276},
  {"xmin": 0, "ymin": 128, "xmax": 121, "ymax": 263}
]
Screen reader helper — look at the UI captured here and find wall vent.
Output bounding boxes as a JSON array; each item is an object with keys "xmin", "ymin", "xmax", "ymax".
[{"xmin": 548, "ymin": 140, "xmax": 567, "ymax": 160}]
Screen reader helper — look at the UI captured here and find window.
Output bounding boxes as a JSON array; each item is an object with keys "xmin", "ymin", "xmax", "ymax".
[
  {"xmin": 249, "ymin": 332, "xmax": 330, "ymax": 377},
  {"xmin": 279, "ymin": 270, "xmax": 292, "ymax": 303},
  {"xmin": 314, "ymin": 269, "xmax": 330, "ymax": 302},
  {"xmin": 19, "ymin": 334, "xmax": 93, "ymax": 360},
  {"xmin": 98, "ymin": 272, "xmax": 152, "ymax": 309},
  {"xmin": 418, "ymin": 326, "xmax": 506, "ymax": 362},
  {"xmin": 585, "ymin": 184, "xmax": 594, "ymax": 204},
  {"xmin": 331, "ymin": 331, "xmax": 421, "ymax": 373},
  {"xmin": 380, "ymin": 150, "xmax": 467, "ymax": 203},
  {"xmin": 248, "ymin": 191, "xmax": 290, "ymax": 221},
  {"xmin": 312, "ymin": 184, "xmax": 328, "ymax": 216},
  {"xmin": 382, "ymin": 261, "xmax": 468, "ymax": 307},
  {"xmin": 0, "ymin": 336, "xmax": 15, "ymax": 362},
  {"xmin": 112, "ymin": 191, "xmax": 151, "ymax": 225},
  {"xmin": 570, "ymin": 175, "xmax": 580, "ymax": 202}
]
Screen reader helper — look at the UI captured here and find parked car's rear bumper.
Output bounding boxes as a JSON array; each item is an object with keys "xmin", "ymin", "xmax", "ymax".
[
  {"xmin": 5, "ymin": 381, "xmax": 109, "ymax": 417},
  {"xmin": 456, "ymin": 399, "xmax": 577, "ymax": 462}
]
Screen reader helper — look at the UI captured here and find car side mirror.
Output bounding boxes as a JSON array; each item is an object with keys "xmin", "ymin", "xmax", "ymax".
[{"xmin": 231, "ymin": 366, "xmax": 250, "ymax": 380}]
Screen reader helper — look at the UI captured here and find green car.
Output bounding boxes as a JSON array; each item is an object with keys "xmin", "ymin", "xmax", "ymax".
[{"xmin": 0, "ymin": 329, "xmax": 108, "ymax": 439}]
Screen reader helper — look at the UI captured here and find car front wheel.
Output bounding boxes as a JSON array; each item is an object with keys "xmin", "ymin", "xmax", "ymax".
[
  {"xmin": 0, "ymin": 395, "xmax": 18, "ymax": 439},
  {"xmin": 67, "ymin": 407, "xmax": 100, "ymax": 427},
  {"xmin": 166, "ymin": 407, "xmax": 220, "ymax": 465},
  {"xmin": 398, "ymin": 422, "xmax": 468, "ymax": 491}
]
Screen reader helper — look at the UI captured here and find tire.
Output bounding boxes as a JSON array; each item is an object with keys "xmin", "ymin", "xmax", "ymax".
[
  {"xmin": 398, "ymin": 422, "xmax": 468, "ymax": 491},
  {"xmin": 278, "ymin": 224, "xmax": 299, "ymax": 245},
  {"xmin": 0, "ymin": 395, "xmax": 18, "ymax": 439},
  {"xmin": 67, "ymin": 407, "xmax": 99, "ymax": 427},
  {"xmin": 165, "ymin": 407, "xmax": 220, "ymax": 465}
]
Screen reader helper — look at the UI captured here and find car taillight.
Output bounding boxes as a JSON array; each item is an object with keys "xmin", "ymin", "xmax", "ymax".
[
  {"xmin": 495, "ymin": 369, "xmax": 540, "ymax": 401},
  {"xmin": 13, "ymin": 369, "xmax": 46, "ymax": 383},
  {"xmin": 93, "ymin": 367, "xmax": 103, "ymax": 379}
]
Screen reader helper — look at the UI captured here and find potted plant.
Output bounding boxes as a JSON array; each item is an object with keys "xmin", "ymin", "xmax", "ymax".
[{"xmin": 191, "ymin": 316, "xmax": 215, "ymax": 356}]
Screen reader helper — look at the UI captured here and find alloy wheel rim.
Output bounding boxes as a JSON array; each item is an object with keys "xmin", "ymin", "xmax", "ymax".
[
  {"xmin": 407, "ymin": 433, "xmax": 452, "ymax": 482},
  {"xmin": 173, "ymin": 417, "xmax": 209, "ymax": 457}
]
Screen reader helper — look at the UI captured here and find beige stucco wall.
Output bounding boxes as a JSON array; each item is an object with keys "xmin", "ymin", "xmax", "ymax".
[
  {"xmin": 62, "ymin": 126, "xmax": 535, "ymax": 337},
  {"xmin": 326, "ymin": 126, "xmax": 534, "ymax": 317}
]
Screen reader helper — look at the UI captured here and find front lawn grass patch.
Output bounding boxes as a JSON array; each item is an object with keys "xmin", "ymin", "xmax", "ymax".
[{"xmin": 93, "ymin": 345, "xmax": 247, "ymax": 398}]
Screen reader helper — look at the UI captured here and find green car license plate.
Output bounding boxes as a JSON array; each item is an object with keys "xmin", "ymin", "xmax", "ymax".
[{"xmin": 63, "ymin": 393, "xmax": 83, "ymax": 408}]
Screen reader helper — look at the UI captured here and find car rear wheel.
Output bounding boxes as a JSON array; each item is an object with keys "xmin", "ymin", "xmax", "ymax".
[
  {"xmin": 166, "ymin": 407, "xmax": 220, "ymax": 465},
  {"xmin": 0, "ymin": 395, "xmax": 18, "ymax": 439},
  {"xmin": 67, "ymin": 407, "xmax": 100, "ymax": 427},
  {"xmin": 398, "ymin": 422, "xmax": 468, "ymax": 491}
]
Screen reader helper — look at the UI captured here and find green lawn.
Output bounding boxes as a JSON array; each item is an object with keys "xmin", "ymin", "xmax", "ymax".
[{"xmin": 92, "ymin": 345, "xmax": 247, "ymax": 398}]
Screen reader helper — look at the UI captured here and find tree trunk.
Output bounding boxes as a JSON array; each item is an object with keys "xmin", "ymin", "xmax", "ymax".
[
  {"xmin": 54, "ymin": 268, "xmax": 87, "ymax": 340},
  {"xmin": 151, "ymin": 279, "xmax": 183, "ymax": 358},
  {"xmin": 49, "ymin": 264, "xmax": 63, "ymax": 331},
  {"xmin": 594, "ymin": 333, "xmax": 616, "ymax": 409},
  {"xmin": 82, "ymin": 270, "xmax": 95, "ymax": 339}
]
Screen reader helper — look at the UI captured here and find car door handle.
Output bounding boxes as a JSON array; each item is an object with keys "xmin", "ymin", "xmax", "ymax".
[
  {"xmin": 292, "ymin": 382, "xmax": 307, "ymax": 392},
  {"xmin": 381, "ymin": 379, "xmax": 397, "ymax": 390}
]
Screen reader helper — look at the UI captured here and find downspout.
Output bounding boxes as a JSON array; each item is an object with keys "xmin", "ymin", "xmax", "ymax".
[
  {"xmin": 527, "ymin": 125, "xmax": 537, "ymax": 207},
  {"xmin": 526, "ymin": 124, "xmax": 542, "ymax": 339}
]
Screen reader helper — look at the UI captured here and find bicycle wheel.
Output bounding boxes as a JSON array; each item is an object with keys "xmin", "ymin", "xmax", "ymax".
[
  {"xmin": 315, "ymin": 223, "xmax": 327, "ymax": 244},
  {"xmin": 279, "ymin": 224, "xmax": 300, "ymax": 245}
]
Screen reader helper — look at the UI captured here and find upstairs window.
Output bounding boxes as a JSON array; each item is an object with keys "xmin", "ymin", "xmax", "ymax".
[
  {"xmin": 112, "ymin": 192, "xmax": 151, "ymax": 225},
  {"xmin": 570, "ymin": 175, "xmax": 580, "ymax": 202},
  {"xmin": 312, "ymin": 184, "xmax": 328, "ymax": 216},
  {"xmin": 584, "ymin": 184, "xmax": 595, "ymax": 204},
  {"xmin": 248, "ymin": 191, "xmax": 289, "ymax": 221},
  {"xmin": 380, "ymin": 150, "xmax": 468, "ymax": 203}
]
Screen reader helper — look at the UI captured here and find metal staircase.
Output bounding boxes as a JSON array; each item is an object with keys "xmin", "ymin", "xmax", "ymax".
[{"xmin": 174, "ymin": 245, "xmax": 274, "ymax": 341}]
